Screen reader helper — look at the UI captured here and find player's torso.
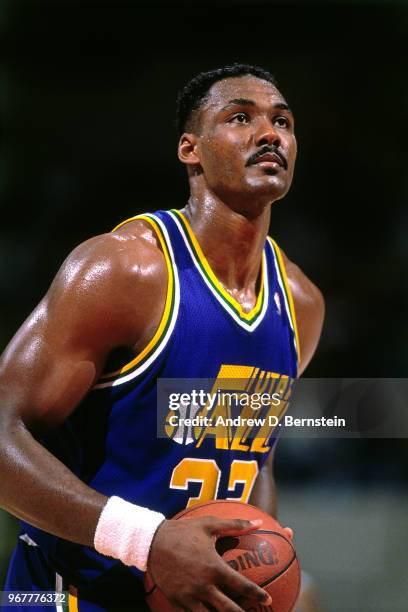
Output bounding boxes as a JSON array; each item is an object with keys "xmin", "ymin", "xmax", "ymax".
[
  {"xmin": 19, "ymin": 209, "xmax": 299, "ymax": 599},
  {"xmin": 82, "ymin": 210, "xmax": 298, "ymax": 509}
]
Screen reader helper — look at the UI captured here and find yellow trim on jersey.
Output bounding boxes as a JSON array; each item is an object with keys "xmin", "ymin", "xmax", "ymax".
[
  {"xmin": 175, "ymin": 210, "xmax": 264, "ymax": 321},
  {"xmin": 270, "ymin": 238, "xmax": 301, "ymax": 362},
  {"xmin": 99, "ymin": 213, "xmax": 174, "ymax": 379},
  {"xmin": 68, "ymin": 592, "xmax": 78, "ymax": 612}
]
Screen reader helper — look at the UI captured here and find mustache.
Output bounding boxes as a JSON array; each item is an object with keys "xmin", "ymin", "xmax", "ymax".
[{"xmin": 246, "ymin": 145, "xmax": 288, "ymax": 169}]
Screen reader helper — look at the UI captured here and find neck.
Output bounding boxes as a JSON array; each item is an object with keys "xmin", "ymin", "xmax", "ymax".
[{"xmin": 182, "ymin": 191, "xmax": 271, "ymax": 302}]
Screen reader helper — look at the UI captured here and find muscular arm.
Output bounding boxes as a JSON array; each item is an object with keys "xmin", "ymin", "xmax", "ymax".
[
  {"xmin": 248, "ymin": 450, "xmax": 277, "ymax": 517},
  {"xmin": 0, "ymin": 226, "xmax": 167, "ymax": 546},
  {"xmin": 283, "ymin": 253, "xmax": 325, "ymax": 377}
]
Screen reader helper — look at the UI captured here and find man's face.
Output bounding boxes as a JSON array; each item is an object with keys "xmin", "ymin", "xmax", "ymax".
[{"xmin": 191, "ymin": 75, "xmax": 297, "ymax": 209}]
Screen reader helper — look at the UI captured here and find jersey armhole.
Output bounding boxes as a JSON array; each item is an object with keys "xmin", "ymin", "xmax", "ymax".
[
  {"xmin": 93, "ymin": 213, "xmax": 180, "ymax": 389},
  {"xmin": 267, "ymin": 237, "xmax": 301, "ymax": 365}
]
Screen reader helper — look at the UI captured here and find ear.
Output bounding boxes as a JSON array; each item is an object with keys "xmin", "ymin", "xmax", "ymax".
[{"xmin": 178, "ymin": 133, "xmax": 201, "ymax": 166}]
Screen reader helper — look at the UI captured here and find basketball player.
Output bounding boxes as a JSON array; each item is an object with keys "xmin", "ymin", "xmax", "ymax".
[{"xmin": 0, "ymin": 64, "xmax": 324, "ymax": 611}]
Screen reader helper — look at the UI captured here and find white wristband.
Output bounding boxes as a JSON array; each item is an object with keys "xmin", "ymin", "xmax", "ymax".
[{"xmin": 94, "ymin": 496, "xmax": 165, "ymax": 572}]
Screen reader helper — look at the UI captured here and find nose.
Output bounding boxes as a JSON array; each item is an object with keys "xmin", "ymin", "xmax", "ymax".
[{"xmin": 255, "ymin": 119, "xmax": 281, "ymax": 148}]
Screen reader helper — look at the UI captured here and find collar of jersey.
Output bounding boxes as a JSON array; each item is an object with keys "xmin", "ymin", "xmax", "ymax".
[{"xmin": 170, "ymin": 209, "xmax": 267, "ymax": 325}]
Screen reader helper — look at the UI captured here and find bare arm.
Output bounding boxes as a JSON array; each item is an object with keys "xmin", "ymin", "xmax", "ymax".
[
  {"xmin": 0, "ymin": 228, "xmax": 167, "ymax": 546},
  {"xmin": 283, "ymin": 253, "xmax": 325, "ymax": 377},
  {"xmin": 248, "ymin": 449, "xmax": 277, "ymax": 517}
]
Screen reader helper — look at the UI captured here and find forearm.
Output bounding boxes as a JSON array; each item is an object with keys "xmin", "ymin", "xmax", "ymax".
[
  {"xmin": 0, "ymin": 418, "xmax": 107, "ymax": 546},
  {"xmin": 249, "ymin": 467, "xmax": 277, "ymax": 518}
]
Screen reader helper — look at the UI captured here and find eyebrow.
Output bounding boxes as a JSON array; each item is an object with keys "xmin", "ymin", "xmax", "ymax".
[
  {"xmin": 273, "ymin": 102, "xmax": 292, "ymax": 113},
  {"xmin": 220, "ymin": 98, "xmax": 292, "ymax": 114},
  {"xmin": 221, "ymin": 98, "xmax": 256, "ymax": 109}
]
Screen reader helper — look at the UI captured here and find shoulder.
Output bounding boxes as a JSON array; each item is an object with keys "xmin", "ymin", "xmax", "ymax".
[
  {"xmin": 45, "ymin": 220, "xmax": 168, "ymax": 346},
  {"xmin": 278, "ymin": 247, "xmax": 325, "ymax": 376},
  {"xmin": 56, "ymin": 219, "xmax": 166, "ymax": 294}
]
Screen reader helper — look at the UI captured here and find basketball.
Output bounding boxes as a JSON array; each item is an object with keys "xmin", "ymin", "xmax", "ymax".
[{"xmin": 145, "ymin": 500, "xmax": 300, "ymax": 612}]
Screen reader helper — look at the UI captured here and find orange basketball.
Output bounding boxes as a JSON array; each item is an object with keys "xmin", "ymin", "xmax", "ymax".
[{"xmin": 145, "ymin": 500, "xmax": 300, "ymax": 612}]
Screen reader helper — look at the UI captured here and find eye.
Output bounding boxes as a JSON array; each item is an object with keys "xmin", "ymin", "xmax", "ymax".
[
  {"xmin": 229, "ymin": 112, "xmax": 250, "ymax": 124},
  {"xmin": 274, "ymin": 116, "xmax": 290, "ymax": 128}
]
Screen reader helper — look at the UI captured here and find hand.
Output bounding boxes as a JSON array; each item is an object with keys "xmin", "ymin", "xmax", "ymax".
[
  {"xmin": 283, "ymin": 526, "xmax": 294, "ymax": 540},
  {"xmin": 147, "ymin": 516, "xmax": 273, "ymax": 612}
]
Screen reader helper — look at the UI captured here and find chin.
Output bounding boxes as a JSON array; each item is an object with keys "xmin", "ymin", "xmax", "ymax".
[{"xmin": 246, "ymin": 176, "xmax": 290, "ymax": 201}]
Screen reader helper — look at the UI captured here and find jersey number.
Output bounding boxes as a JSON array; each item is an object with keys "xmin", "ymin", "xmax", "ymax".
[{"xmin": 169, "ymin": 458, "xmax": 259, "ymax": 508}]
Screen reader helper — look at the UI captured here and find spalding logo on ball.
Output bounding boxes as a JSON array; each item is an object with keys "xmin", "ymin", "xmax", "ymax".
[{"xmin": 145, "ymin": 500, "xmax": 300, "ymax": 612}]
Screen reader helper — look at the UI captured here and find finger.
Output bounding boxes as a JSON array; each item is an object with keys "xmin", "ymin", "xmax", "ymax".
[
  {"xmin": 192, "ymin": 602, "xmax": 212, "ymax": 612},
  {"xmin": 182, "ymin": 602, "xmax": 209, "ymax": 612},
  {"xmin": 206, "ymin": 585, "xmax": 245, "ymax": 612},
  {"xmin": 283, "ymin": 527, "xmax": 294, "ymax": 540},
  {"xmin": 205, "ymin": 516, "xmax": 263, "ymax": 537},
  {"xmin": 216, "ymin": 562, "xmax": 272, "ymax": 607}
]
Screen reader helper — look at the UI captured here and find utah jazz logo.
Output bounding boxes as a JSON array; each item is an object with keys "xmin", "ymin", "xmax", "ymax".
[
  {"xmin": 165, "ymin": 365, "xmax": 293, "ymax": 452},
  {"xmin": 165, "ymin": 393, "xmax": 204, "ymax": 445}
]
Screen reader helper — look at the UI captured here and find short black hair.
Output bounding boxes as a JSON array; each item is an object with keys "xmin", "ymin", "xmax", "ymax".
[{"xmin": 176, "ymin": 63, "xmax": 278, "ymax": 136}]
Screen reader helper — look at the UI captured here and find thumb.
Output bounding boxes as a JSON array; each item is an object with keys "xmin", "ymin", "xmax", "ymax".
[
  {"xmin": 283, "ymin": 527, "xmax": 294, "ymax": 540},
  {"xmin": 207, "ymin": 517, "xmax": 263, "ymax": 537}
]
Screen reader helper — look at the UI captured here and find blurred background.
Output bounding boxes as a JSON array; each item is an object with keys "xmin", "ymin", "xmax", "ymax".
[{"xmin": 0, "ymin": 1, "xmax": 407, "ymax": 610}]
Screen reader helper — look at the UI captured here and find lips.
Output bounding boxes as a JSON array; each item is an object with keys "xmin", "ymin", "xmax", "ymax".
[{"xmin": 251, "ymin": 152, "xmax": 285, "ymax": 168}]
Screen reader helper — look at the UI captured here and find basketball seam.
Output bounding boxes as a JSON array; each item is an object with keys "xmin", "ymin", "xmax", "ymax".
[
  {"xmin": 146, "ymin": 557, "xmax": 299, "ymax": 600},
  {"xmin": 253, "ymin": 530, "xmax": 296, "ymax": 553},
  {"xmin": 258, "ymin": 554, "xmax": 298, "ymax": 588},
  {"xmin": 146, "ymin": 556, "xmax": 299, "ymax": 600}
]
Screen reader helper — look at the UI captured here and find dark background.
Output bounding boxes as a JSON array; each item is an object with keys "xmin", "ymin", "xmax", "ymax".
[
  {"xmin": 0, "ymin": 1, "xmax": 407, "ymax": 609},
  {"xmin": 1, "ymin": 0, "xmax": 406, "ymax": 379}
]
